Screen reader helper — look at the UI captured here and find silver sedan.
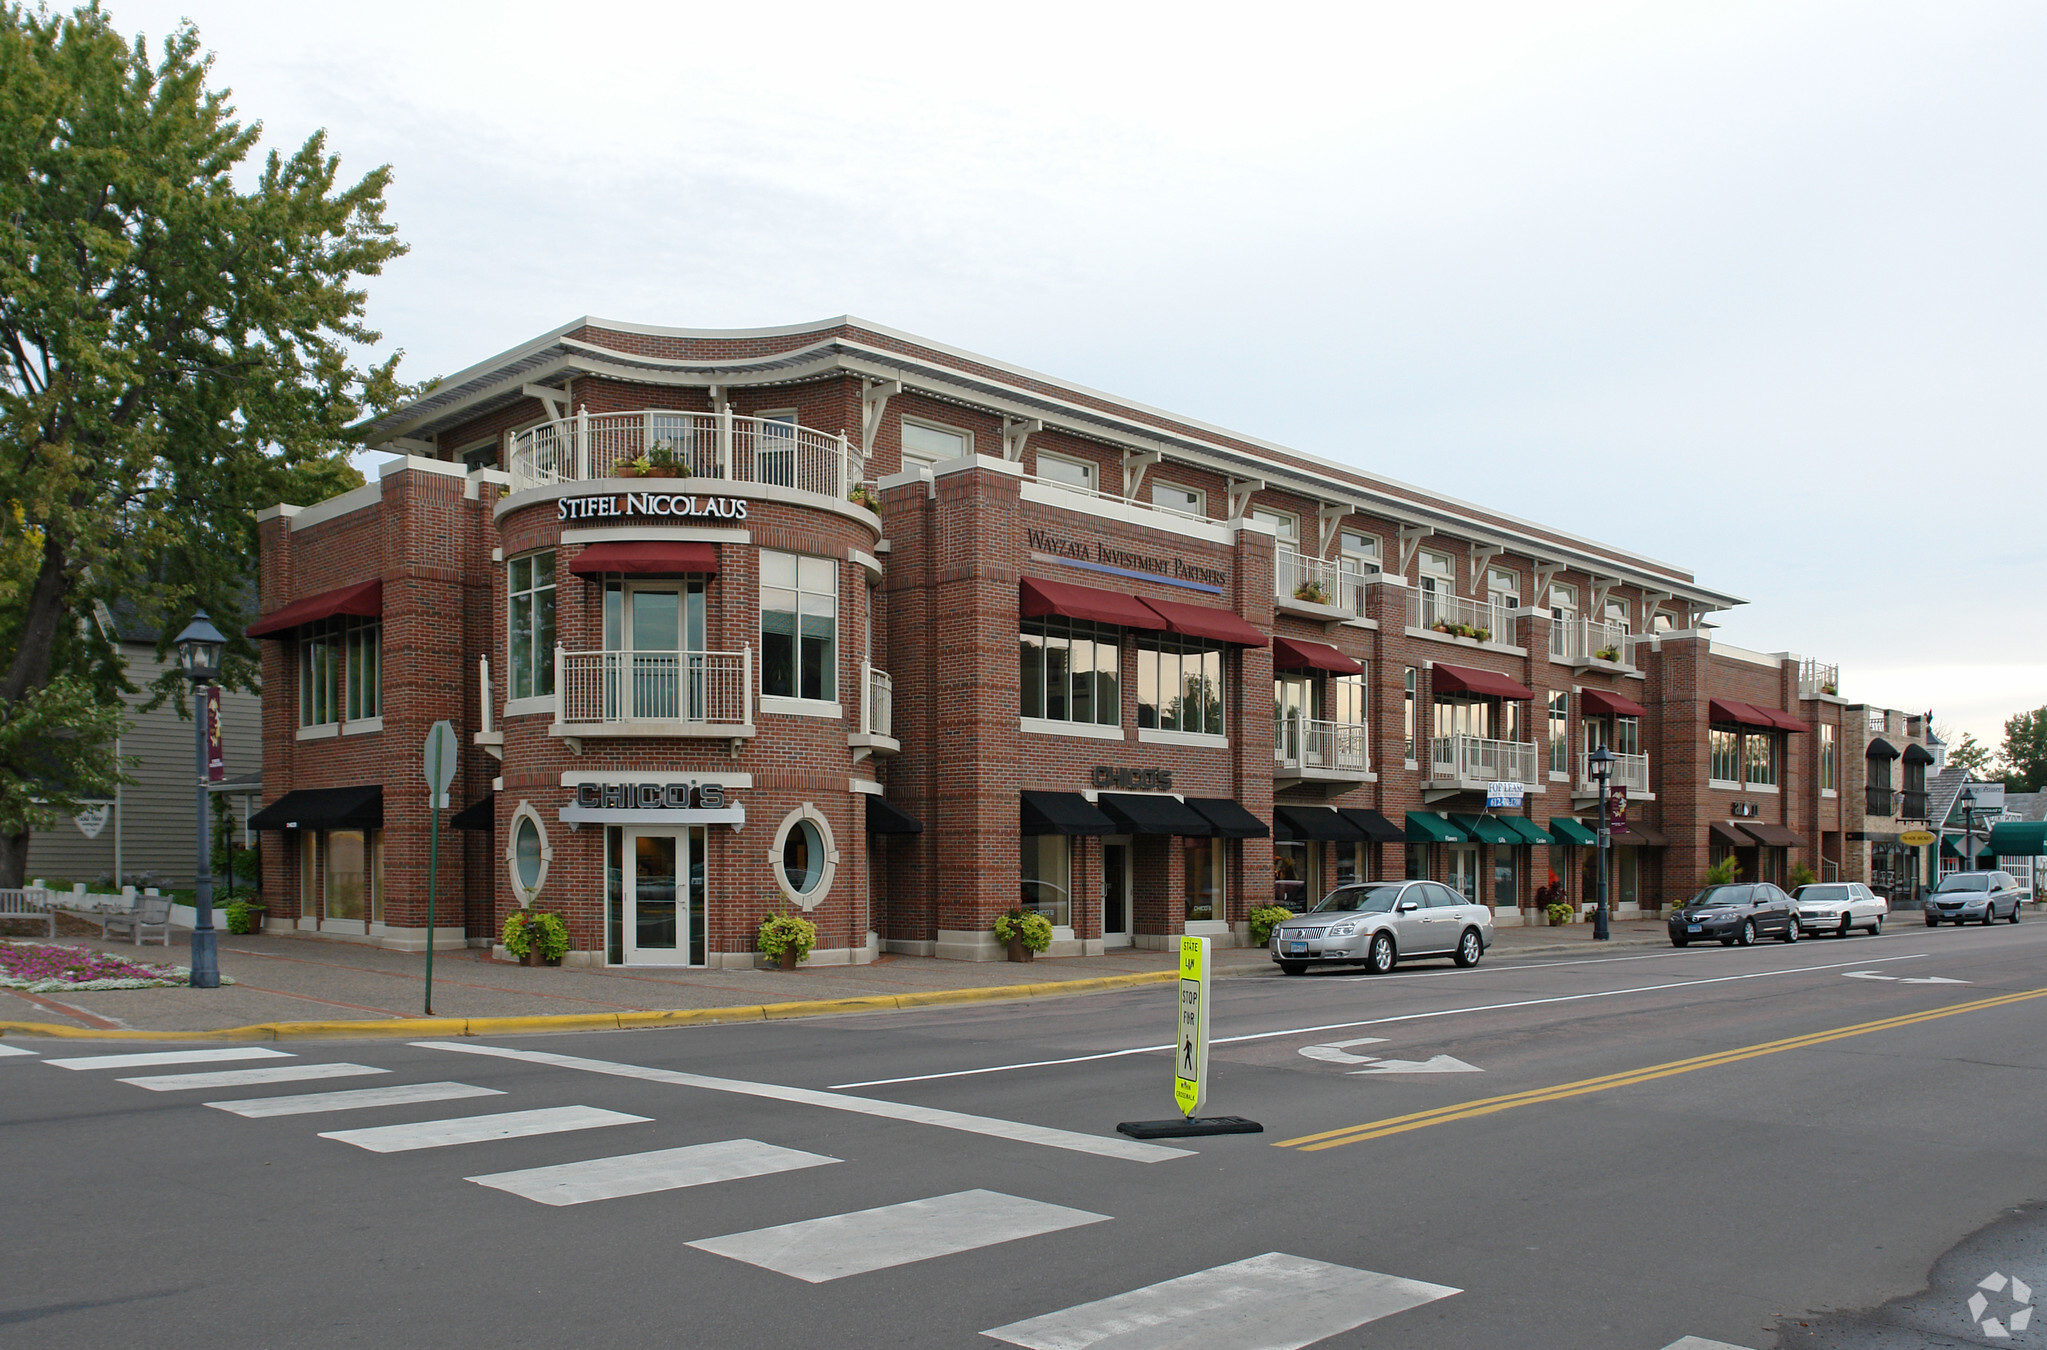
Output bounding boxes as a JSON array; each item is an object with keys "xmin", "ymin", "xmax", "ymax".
[
  {"xmin": 1271, "ymin": 879, "xmax": 1494, "ymax": 975},
  {"xmin": 1791, "ymin": 882, "xmax": 1887, "ymax": 937}
]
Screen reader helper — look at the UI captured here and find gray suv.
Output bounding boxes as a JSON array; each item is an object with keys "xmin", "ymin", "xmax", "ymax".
[
  {"xmin": 1272, "ymin": 880, "xmax": 1494, "ymax": 976},
  {"xmin": 1925, "ymin": 871, "xmax": 2026, "ymax": 926}
]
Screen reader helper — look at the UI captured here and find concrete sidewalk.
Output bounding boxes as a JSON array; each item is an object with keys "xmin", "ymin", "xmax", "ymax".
[{"xmin": 0, "ymin": 916, "xmax": 1671, "ymax": 1038}]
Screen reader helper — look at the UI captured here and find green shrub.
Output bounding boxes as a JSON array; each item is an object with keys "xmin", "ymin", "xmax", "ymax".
[
  {"xmin": 1545, "ymin": 901, "xmax": 1574, "ymax": 925},
  {"xmin": 1248, "ymin": 905, "xmax": 1295, "ymax": 945},
  {"xmin": 1788, "ymin": 862, "xmax": 1818, "ymax": 890},
  {"xmin": 502, "ymin": 908, "xmax": 569, "ymax": 961},
  {"xmin": 223, "ymin": 899, "xmax": 265, "ymax": 935},
  {"xmin": 758, "ymin": 911, "xmax": 818, "ymax": 963},
  {"xmin": 994, "ymin": 908, "xmax": 1054, "ymax": 952},
  {"xmin": 1703, "ymin": 855, "xmax": 1740, "ymax": 887}
]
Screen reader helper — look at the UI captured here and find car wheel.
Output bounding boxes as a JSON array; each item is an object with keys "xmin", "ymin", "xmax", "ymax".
[
  {"xmin": 1453, "ymin": 927, "xmax": 1483, "ymax": 968},
  {"xmin": 1781, "ymin": 917, "xmax": 1800, "ymax": 943},
  {"xmin": 1838, "ymin": 914, "xmax": 1853, "ymax": 938},
  {"xmin": 2012, "ymin": 904, "xmax": 2022, "ymax": 925},
  {"xmin": 1366, "ymin": 932, "xmax": 1396, "ymax": 974},
  {"xmin": 1671, "ymin": 935, "xmax": 1690, "ymax": 947},
  {"xmin": 1737, "ymin": 919, "xmax": 1756, "ymax": 947},
  {"xmin": 1983, "ymin": 907, "xmax": 1997, "ymax": 927},
  {"xmin": 1279, "ymin": 961, "xmax": 1306, "ymax": 976},
  {"xmin": 1925, "ymin": 915, "xmax": 1939, "ymax": 927},
  {"xmin": 1869, "ymin": 917, "xmax": 1882, "ymax": 936}
]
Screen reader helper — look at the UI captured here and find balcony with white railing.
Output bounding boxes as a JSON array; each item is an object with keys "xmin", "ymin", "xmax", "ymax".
[
  {"xmin": 1427, "ymin": 734, "xmax": 1541, "ymax": 796},
  {"xmin": 851, "ymin": 663, "xmax": 899, "ymax": 757},
  {"xmin": 1549, "ymin": 617, "xmax": 1642, "ymax": 669},
  {"xmin": 1274, "ymin": 714, "xmax": 1371, "ymax": 784},
  {"xmin": 1578, "ymin": 750, "xmax": 1651, "ymax": 797},
  {"xmin": 1275, "ymin": 548, "xmax": 1374, "ymax": 619},
  {"xmin": 553, "ymin": 647, "xmax": 755, "ymax": 738},
  {"xmin": 1800, "ymin": 658, "xmax": 1840, "ymax": 699},
  {"xmin": 508, "ymin": 409, "xmax": 863, "ymax": 501},
  {"xmin": 1407, "ymin": 590, "xmax": 1512, "ymax": 644}
]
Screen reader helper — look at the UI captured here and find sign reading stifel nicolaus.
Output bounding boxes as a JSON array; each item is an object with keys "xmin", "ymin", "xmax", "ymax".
[{"xmin": 558, "ymin": 492, "xmax": 750, "ymax": 523}]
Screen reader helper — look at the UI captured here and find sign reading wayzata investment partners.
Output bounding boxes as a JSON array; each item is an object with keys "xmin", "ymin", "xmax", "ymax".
[{"xmin": 557, "ymin": 492, "xmax": 750, "ymax": 523}]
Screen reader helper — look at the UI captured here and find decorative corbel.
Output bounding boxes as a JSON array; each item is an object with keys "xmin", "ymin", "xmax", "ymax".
[
  {"xmin": 860, "ymin": 379, "xmax": 901, "ymax": 460},
  {"xmin": 522, "ymin": 383, "xmax": 571, "ymax": 422},
  {"xmin": 1532, "ymin": 561, "xmax": 1564, "ymax": 609},
  {"xmin": 1122, "ymin": 450, "xmax": 1161, "ymax": 499},
  {"xmin": 1397, "ymin": 524, "xmax": 1433, "ymax": 577},
  {"xmin": 1227, "ymin": 476, "xmax": 1265, "ymax": 520},
  {"xmin": 1318, "ymin": 502, "xmax": 1351, "ymax": 559},
  {"xmin": 1002, "ymin": 415, "xmax": 1043, "ymax": 463}
]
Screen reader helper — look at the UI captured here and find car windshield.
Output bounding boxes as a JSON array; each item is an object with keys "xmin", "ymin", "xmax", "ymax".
[
  {"xmin": 1796, "ymin": 885, "xmax": 1848, "ymax": 902},
  {"xmin": 1937, "ymin": 874, "xmax": 1991, "ymax": 892},
  {"xmin": 1688, "ymin": 886, "xmax": 1750, "ymax": 908},
  {"xmin": 1310, "ymin": 885, "xmax": 1404, "ymax": 915}
]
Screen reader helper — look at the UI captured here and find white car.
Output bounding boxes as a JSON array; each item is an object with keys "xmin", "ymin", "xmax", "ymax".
[{"xmin": 1790, "ymin": 882, "xmax": 1887, "ymax": 937}]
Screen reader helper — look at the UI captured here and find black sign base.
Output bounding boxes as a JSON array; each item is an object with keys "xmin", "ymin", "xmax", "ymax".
[{"xmin": 1117, "ymin": 1116, "xmax": 1264, "ymax": 1139}]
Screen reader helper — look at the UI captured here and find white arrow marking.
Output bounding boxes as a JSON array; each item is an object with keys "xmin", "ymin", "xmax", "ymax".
[
  {"xmin": 1348, "ymin": 1055, "xmax": 1484, "ymax": 1075},
  {"xmin": 1902, "ymin": 976, "xmax": 1970, "ymax": 984},
  {"xmin": 1298, "ymin": 1037, "xmax": 1391, "ymax": 1065},
  {"xmin": 1843, "ymin": 972, "xmax": 1898, "ymax": 981}
]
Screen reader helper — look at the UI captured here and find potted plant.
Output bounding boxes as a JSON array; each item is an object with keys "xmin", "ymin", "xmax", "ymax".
[
  {"xmin": 1820, "ymin": 682, "xmax": 1838, "ymax": 696},
  {"xmin": 502, "ymin": 908, "xmax": 569, "ymax": 966},
  {"xmin": 1472, "ymin": 627, "xmax": 1491, "ymax": 643},
  {"xmin": 757, "ymin": 910, "xmax": 818, "ymax": 970},
  {"xmin": 1293, "ymin": 580, "xmax": 1330, "ymax": 605},
  {"xmin": 994, "ymin": 908, "xmax": 1053, "ymax": 962},
  {"xmin": 223, "ymin": 898, "xmax": 266, "ymax": 935},
  {"xmin": 645, "ymin": 441, "xmax": 690, "ymax": 478},
  {"xmin": 1248, "ymin": 904, "xmax": 1294, "ymax": 946},
  {"xmin": 1545, "ymin": 901, "xmax": 1574, "ymax": 926},
  {"xmin": 848, "ymin": 482, "xmax": 880, "ymax": 512},
  {"xmin": 1432, "ymin": 620, "xmax": 1452, "ymax": 634}
]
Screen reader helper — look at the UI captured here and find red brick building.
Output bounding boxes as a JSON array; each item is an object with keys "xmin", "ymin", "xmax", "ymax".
[{"xmin": 247, "ymin": 316, "xmax": 1875, "ymax": 963}]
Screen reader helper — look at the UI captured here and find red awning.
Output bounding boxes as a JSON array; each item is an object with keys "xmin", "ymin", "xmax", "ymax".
[
  {"xmin": 1137, "ymin": 596, "xmax": 1269, "ymax": 647},
  {"xmin": 1431, "ymin": 662, "xmax": 1536, "ymax": 700},
  {"xmin": 568, "ymin": 541, "xmax": 719, "ymax": 577},
  {"xmin": 1020, "ymin": 577, "xmax": 1166, "ymax": 630},
  {"xmin": 1762, "ymin": 707, "xmax": 1808, "ymax": 734},
  {"xmin": 1272, "ymin": 636, "xmax": 1363, "ymax": 675},
  {"xmin": 1580, "ymin": 688, "xmax": 1648, "ymax": 718},
  {"xmin": 246, "ymin": 580, "xmax": 383, "ymax": 638},
  {"xmin": 1708, "ymin": 698, "xmax": 1772, "ymax": 729}
]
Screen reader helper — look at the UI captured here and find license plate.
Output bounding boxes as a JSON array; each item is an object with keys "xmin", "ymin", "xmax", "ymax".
[
  {"xmin": 1687, "ymin": 924, "xmax": 1702, "ymax": 933},
  {"xmin": 1289, "ymin": 941, "xmax": 1308, "ymax": 954}
]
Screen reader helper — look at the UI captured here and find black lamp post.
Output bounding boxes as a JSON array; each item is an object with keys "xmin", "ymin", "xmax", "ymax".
[
  {"xmin": 1960, "ymin": 785, "xmax": 1978, "ymax": 876},
  {"xmin": 1589, "ymin": 743, "xmax": 1613, "ymax": 941},
  {"xmin": 174, "ymin": 611, "xmax": 226, "ymax": 989}
]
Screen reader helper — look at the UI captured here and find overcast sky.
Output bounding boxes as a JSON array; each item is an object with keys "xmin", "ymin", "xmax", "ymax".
[{"xmin": 110, "ymin": 0, "xmax": 2045, "ymax": 752}]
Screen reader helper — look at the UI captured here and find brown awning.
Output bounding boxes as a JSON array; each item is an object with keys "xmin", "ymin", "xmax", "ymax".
[
  {"xmin": 1766, "ymin": 708, "xmax": 1807, "ymax": 734},
  {"xmin": 1272, "ymin": 636, "xmax": 1362, "ymax": 675},
  {"xmin": 1580, "ymin": 688, "xmax": 1648, "ymax": 718},
  {"xmin": 569, "ymin": 540, "xmax": 719, "ymax": 577},
  {"xmin": 1709, "ymin": 822, "xmax": 1750, "ymax": 847},
  {"xmin": 1020, "ymin": 577, "xmax": 1166, "ymax": 630},
  {"xmin": 1611, "ymin": 821, "xmax": 1667, "ymax": 847},
  {"xmin": 246, "ymin": 580, "xmax": 383, "ymax": 638},
  {"xmin": 1431, "ymin": 662, "xmax": 1536, "ymax": 700},
  {"xmin": 1739, "ymin": 822, "xmax": 1806, "ymax": 848},
  {"xmin": 1708, "ymin": 698, "xmax": 1780, "ymax": 731},
  {"xmin": 1138, "ymin": 596, "xmax": 1269, "ymax": 647}
]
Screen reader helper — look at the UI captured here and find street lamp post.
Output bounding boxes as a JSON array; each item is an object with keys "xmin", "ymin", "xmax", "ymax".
[
  {"xmin": 1589, "ymin": 743, "xmax": 1613, "ymax": 941},
  {"xmin": 1960, "ymin": 785, "xmax": 1978, "ymax": 876},
  {"xmin": 174, "ymin": 612, "xmax": 227, "ymax": 990}
]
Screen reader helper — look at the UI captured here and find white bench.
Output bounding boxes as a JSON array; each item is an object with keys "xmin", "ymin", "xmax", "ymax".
[
  {"xmin": 102, "ymin": 894, "xmax": 172, "ymax": 947},
  {"xmin": 0, "ymin": 887, "xmax": 56, "ymax": 937}
]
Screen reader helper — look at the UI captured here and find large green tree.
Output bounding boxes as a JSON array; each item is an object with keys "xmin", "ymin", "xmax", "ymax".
[
  {"xmin": 2002, "ymin": 707, "xmax": 2047, "ymax": 793},
  {"xmin": 0, "ymin": 4, "xmax": 411, "ymax": 884}
]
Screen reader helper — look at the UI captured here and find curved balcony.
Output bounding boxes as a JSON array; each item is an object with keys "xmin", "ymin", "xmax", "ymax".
[{"xmin": 508, "ymin": 409, "xmax": 862, "ymax": 499}]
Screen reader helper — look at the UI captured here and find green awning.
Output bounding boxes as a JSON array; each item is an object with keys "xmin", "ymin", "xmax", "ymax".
[
  {"xmin": 1450, "ymin": 813, "xmax": 1518, "ymax": 845},
  {"xmin": 1501, "ymin": 816, "xmax": 1554, "ymax": 845},
  {"xmin": 1988, "ymin": 821, "xmax": 2047, "ymax": 856},
  {"xmin": 1405, "ymin": 811, "xmax": 1466, "ymax": 844},
  {"xmin": 1548, "ymin": 817, "xmax": 1599, "ymax": 846}
]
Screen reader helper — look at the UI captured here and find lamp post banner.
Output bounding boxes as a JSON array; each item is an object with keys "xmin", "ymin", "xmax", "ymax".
[
  {"xmin": 205, "ymin": 685, "xmax": 225, "ymax": 782},
  {"xmin": 1607, "ymin": 787, "xmax": 1628, "ymax": 834}
]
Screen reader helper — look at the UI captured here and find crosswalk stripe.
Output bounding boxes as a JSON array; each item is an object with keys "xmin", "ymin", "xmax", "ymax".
[
  {"xmin": 981, "ymin": 1252, "xmax": 1461, "ymax": 1350},
  {"xmin": 690, "ymin": 1189, "xmax": 1108, "ymax": 1283},
  {"xmin": 319, "ymin": 1105, "xmax": 649, "ymax": 1153},
  {"xmin": 1660, "ymin": 1339, "xmax": 1758, "ymax": 1350},
  {"xmin": 45, "ymin": 1047, "xmax": 292, "ymax": 1071},
  {"xmin": 120, "ymin": 1063, "xmax": 388, "ymax": 1092},
  {"xmin": 0, "ymin": 1043, "xmax": 38, "ymax": 1057},
  {"xmin": 467, "ymin": 1138, "xmax": 840, "ymax": 1206},
  {"xmin": 208, "ymin": 1081, "xmax": 505, "ymax": 1118}
]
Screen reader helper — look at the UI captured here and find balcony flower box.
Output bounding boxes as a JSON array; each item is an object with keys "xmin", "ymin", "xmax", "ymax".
[
  {"xmin": 1293, "ymin": 580, "xmax": 1331, "ymax": 605},
  {"xmin": 1594, "ymin": 646, "xmax": 1621, "ymax": 662}
]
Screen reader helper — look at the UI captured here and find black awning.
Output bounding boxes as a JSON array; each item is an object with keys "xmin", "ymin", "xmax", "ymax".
[
  {"xmin": 1184, "ymin": 797, "xmax": 1269, "ymax": 838},
  {"xmin": 449, "ymin": 795, "xmax": 495, "ymax": 831},
  {"xmin": 1097, "ymin": 793, "xmax": 1214, "ymax": 836},
  {"xmin": 1021, "ymin": 791, "xmax": 1117, "ymax": 836},
  {"xmin": 1865, "ymin": 737, "xmax": 1900, "ymax": 760},
  {"xmin": 1902, "ymin": 743, "xmax": 1935, "ymax": 764},
  {"xmin": 1274, "ymin": 805, "xmax": 1366, "ymax": 842},
  {"xmin": 1337, "ymin": 808, "xmax": 1406, "ymax": 843},
  {"xmin": 249, "ymin": 785, "xmax": 382, "ymax": 831},
  {"xmin": 865, "ymin": 795, "xmax": 924, "ymax": 835}
]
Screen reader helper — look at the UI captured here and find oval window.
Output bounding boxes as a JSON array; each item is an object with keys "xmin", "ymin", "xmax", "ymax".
[
  {"xmin": 514, "ymin": 816, "xmax": 544, "ymax": 892},
  {"xmin": 781, "ymin": 819, "xmax": 823, "ymax": 896}
]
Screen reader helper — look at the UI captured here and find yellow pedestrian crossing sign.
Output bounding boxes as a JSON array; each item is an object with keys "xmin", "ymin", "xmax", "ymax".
[{"xmin": 1173, "ymin": 936, "xmax": 1210, "ymax": 1117}]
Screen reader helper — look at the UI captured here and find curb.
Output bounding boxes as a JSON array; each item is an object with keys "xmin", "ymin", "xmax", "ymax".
[{"xmin": 0, "ymin": 968, "xmax": 1180, "ymax": 1043}]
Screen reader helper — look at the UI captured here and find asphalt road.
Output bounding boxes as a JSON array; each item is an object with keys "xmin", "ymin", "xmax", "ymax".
[{"xmin": 8, "ymin": 916, "xmax": 2047, "ymax": 1350}]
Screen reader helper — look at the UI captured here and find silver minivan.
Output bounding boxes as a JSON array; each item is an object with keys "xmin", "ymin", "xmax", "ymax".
[
  {"xmin": 1926, "ymin": 871, "xmax": 2027, "ymax": 926},
  {"xmin": 1271, "ymin": 880, "xmax": 1494, "ymax": 975}
]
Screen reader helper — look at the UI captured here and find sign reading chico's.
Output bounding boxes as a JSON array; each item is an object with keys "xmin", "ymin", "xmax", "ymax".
[
  {"xmin": 574, "ymin": 782, "xmax": 730, "ymax": 810},
  {"xmin": 558, "ymin": 492, "xmax": 750, "ymax": 523},
  {"xmin": 1092, "ymin": 766, "xmax": 1173, "ymax": 791}
]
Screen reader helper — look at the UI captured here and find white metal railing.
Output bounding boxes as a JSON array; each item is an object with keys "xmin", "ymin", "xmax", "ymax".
[
  {"xmin": 862, "ymin": 663, "xmax": 893, "ymax": 739},
  {"xmin": 1408, "ymin": 590, "xmax": 1510, "ymax": 642},
  {"xmin": 1275, "ymin": 548, "xmax": 1374, "ymax": 614},
  {"xmin": 1799, "ymin": 658, "xmax": 1839, "ymax": 698},
  {"xmin": 556, "ymin": 647, "xmax": 752, "ymax": 727},
  {"xmin": 1019, "ymin": 472, "xmax": 1215, "ymax": 525},
  {"xmin": 1274, "ymin": 714, "xmax": 1370, "ymax": 776},
  {"xmin": 509, "ymin": 409, "xmax": 861, "ymax": 499},
  {"xmin": 1549, "ymin": 617, "xmax": 1642, "ymax": 667},
  {"xmin": 1580, "ymin": 750, "xmax": 1651, "ymax": 795},
  {"xmin": 1430, "ymin": 733, "xmax": 1538, "ymax": 787}
]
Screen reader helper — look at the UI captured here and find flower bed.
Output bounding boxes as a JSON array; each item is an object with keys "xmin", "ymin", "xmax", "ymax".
[{"xmin": 0, "ymin": 942, "xmax": 232, "ymax": 992}]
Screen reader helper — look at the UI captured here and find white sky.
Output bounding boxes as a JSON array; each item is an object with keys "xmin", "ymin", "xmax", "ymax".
[{"xmin": 110, "ymin": 0, "xmax": 2046, "ymax": 752}]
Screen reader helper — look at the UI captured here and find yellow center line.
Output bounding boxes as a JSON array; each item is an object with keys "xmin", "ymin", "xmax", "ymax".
[{"xmin": 1275, "ymin": 985, "xmax": 2047, "ymax": 1152}]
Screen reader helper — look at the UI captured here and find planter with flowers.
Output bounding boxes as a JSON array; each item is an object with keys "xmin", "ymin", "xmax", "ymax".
[
  {"xmin": 502, "ymin": 908, "xmax": 569, "ymax": 966},
  {"xmin": 994, "ymin": 908, "xmax": 1053, "ymax": 962},
  {"xmin": 758, "ymin": 911, "xmax": 818, "ymax": 970},
  {"xmin": 1594, "ymin": 646, "xmax": 1621, "ymax": 663},
  {"xmin": 1292, "ymin": 580, "xmax": 1331, "ymax": 605},
  {"xmin": 848, "ymin": 483, "xmax": 880, "ymax": 512}
]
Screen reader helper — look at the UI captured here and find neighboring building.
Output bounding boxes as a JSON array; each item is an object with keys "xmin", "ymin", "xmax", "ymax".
[
  {"xmin": 1839, "ymin": 705, "xmax": 1938, "ymax": 904},
  {"xmin": 27, "ymin": 607, "xmax": 262, "ymax": 889},
  {"xmin": 247, "ymin": 315, "xmax": 1923, "ymax": 962}
]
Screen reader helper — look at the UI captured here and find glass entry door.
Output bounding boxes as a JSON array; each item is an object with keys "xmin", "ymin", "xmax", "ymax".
[
  {"xmin": 1447, "ymin": 843, "xmax": 1482, "ymax": 904},
  {"xmin": 1102, "ymin": 838, "xmax": 1131, "ymax": 947},
  {"xmin": 616, "ymin": 828, "xmax": 707, "ymax": 966},
  {"xmin": 604, "ymin": 580, "xmax": 707, "ymax": 721}
]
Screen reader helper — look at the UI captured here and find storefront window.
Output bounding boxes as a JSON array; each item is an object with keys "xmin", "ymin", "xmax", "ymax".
[
  {"xmin": 507, "ymin": 553, "xmax": 556, "ymax": 700},
  {"xmin": 1020, "ymin": 833, "xmax": 1071, "ymax": 926},
  {"xmin": 1405, "ymin": 842, "xmax": 1429, "ymax": 880},
  {"xmin": 761, "ymin": 551, "xmax": 837, "ymax": 701},
  {"xmin": 1185, "ymin": 836, "xmax": 1223, "ymax": 921},
  {"xmin": 1274, "ymin": 841, "xmax": 1314, "ymax": 911},
  {"xmin": 1020, "ymin": 617, "xmax": 1120, "ymax": 725},
  {"xmin": 1617, "ymin": 847, "xmax": 1639, "ymax": 908},
  {"xmin": 1492, "ymin": 844, "xmax": 1518, "ymax": 909},
  {"xmin": 1136, "ymin": 634, "xmax": 1224, "ymax": 735},
  {"xmin": 326, "ymin": 829, "xmax": 366, "ymax": 922}
]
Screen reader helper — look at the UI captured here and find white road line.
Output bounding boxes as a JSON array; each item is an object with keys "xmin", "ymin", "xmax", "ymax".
[
  {"xmin": 208, "ymin": 1081, "xmax": 504, "ymax": 1118},
  {"xmin": 982, "ymin": 1251, "xmax": 1461, "ymax": 1349},
  {"xmin": 830, "ymin": 952, "xmax": 1935, "ymax": 1088},
  {"xmin": 1660, "ymin": 1338, "xmax": 1758, "ymax": 1350},
  {"xmin": 45, "ymin": 1047, "xmax": 293, "ymax": 1071},
  {"xmin": 690, "ymin": 1189, "xmax": 1107, "ymax": 1283},
  {"xmin": 413, "ymin": 1041, "xmax": 1191, "ymax": 1164},
  {"xmin": 468, "ymin": 1139, "xmax": 839, "ymax": 1206},
  {"xmin": 119, "ymin": 1062, "xmax": 388, "ymax": 1092},
  {"xmin": 319, "ymin": 1105, "xmax": 649, "ymax": 1153},
  {"xmin": 0, "ymin": 1043, "xmax": 39, "ymax": 1057}
]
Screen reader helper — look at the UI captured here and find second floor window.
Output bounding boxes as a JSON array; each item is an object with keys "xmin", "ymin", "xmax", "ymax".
[
  {"xmin": 1746, "ymin": 732, "xmax": 1778, "ymax": 787},
  {"xmin": 761, "ymin": 551, "xmax": 836, "ymax": 701},
  {"xmin": 1820, "ymin": 723, "xmax": 1837, "ymax": 791},
  {"xmin": 1137, "ymin": 634, "xmax": 1224, "ymax": 735},
  {"xmin": 508, "ymin": 553, "xmax": 557, "ymax": 700},
  {"xmin": 1403, "ymin": 668, "xmax": 1417, "ymax": 761},
  {"xmin": 1020, "ymin": 617, "xmax": 1119, "ymax": 726},
  {"xmin": 1614, "ymin": 715, "xmax": 1640, "ymax": 756},
  {"xmin": 300, "ymin": 616, "xmax": 378, "ymax": 727},
  {"xmin": 1710, "ymin": 728, "xmax": 1741, "ymax": 783},
  {"xmin": 1548, "ymin": 691, "xmax": 1568, "ymax": 774},
  {"xmin": 1329, "ymin": 671, "xmax": 1367, "ymax": 724}
]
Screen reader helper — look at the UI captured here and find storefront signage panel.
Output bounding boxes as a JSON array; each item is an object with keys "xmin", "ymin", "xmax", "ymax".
[
  {"xmin": 573, "ymin": 782, "xmax": 731, "ymax": 810},
  {"xmin": 1092, "ymin": 766, "xmax": 1174, "ymax": 791},
  {"xmin": 557, "ymin": 492, "xmax": 751, "ymax": 523},
  {"xmin": 1026, "ymin": 526, "xmax": 1227, "ymax": 594}
]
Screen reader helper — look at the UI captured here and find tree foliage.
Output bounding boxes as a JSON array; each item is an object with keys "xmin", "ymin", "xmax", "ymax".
[
  {"xmin": 1946, "ymin": 733, "xmax": 1995, "ymax": 778},
  {"xmin": 0, "ymin": 3, "xmax": 412, "ymax": 879},
  {"xmin": 2002, "ymin": 707, "xmax": 2047, "ymax": 793}
]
